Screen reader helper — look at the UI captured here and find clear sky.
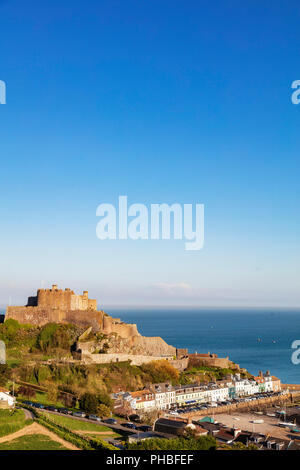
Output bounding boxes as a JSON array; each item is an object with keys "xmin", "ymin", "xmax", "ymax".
[{"xmin": 0, "ymin": 0, "xmax": 299, "ymax": 308}]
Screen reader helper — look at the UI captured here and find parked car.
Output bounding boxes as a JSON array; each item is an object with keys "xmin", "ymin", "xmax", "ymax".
[
  {"xmin": 103, "ymin": 418, "xmax": 118, "ymax": 425},
  {"xmin": 122, "ymin": 422, "xmax": 137, "ymax": 429},
  {"xmin": 88, "ymin": 414, "xmax": 101, "ymax": 421},
  {"xmin": 59, "ymin": 408, "xmax": 70, "ymax": 414},
  {"xmin": 73, "ymin": 411, "xmax": 86, "ymax": 418},
  {"xmin": 138, "ymin": 425, "xmax": 152, "ymax": 432},
  {"xmin": 32, "ymin": 403, "xmax": 44, "ymax": 409},
  {"xmin": 45, "ymin": 405, "xmax": 58, "ymax": 412}
]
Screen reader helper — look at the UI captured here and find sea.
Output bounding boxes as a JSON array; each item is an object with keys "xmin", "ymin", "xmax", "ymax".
[
  {"xmin": 109, "ymin": 308, "xmax": 300, "ymax": 384},
  {"xmin": 1, "ymin": 307, "xmax": 300, "ymax": 384}
]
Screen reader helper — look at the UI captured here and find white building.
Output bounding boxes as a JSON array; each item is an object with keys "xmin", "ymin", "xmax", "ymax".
[
  {"xmin": 263, "ymin": 375, "xmax": 274, "ymax": 392},
  {"xmin": 0, "ymin": 388, "xmax": 15, "ymax": 408},
  {"xmin": 207, "ymin": 386, "xmax": 229, "ymax": 403},
  {"xmin": 130, "ymin": 390, "xmax": 156, "ymax": 412},
  {"xmin": 233, "ymin": 379, "xmax": 259, "ymax": 396},
  {"xmin": 151, "ymin": 383, "xmax": 175, "ymax": 410},
  {"xmin": 175, "ymin": 385, "xmax": 207, "ymax": 406}
]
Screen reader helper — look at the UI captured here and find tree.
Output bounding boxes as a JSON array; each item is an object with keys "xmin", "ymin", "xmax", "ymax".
[
  {"xmin": 79, "ymin": 392, "xmax": 99, "ymax": 414},
  {"xmin": 46, "ymin": 382, "xmax": 58, "ymax": 403},
  {"xmin": 97, "ymin": 404, "xmax": 111, "ymax": 418},
  {"xmin": 232, "ymin": 441, "xmax": 258, "ymax": 450},
  {"xmin": 0, "ymin": 364, "xmax": 9, "ymax": 386},
  {"xmin": 141, "ymin": 410, "xmax": 159, "ymax": 426},
  {"xmin": 59, "ymin": 393, "xmax": 76, "ymax": 408},
  {"xmin": 127, "ymin": 435, "xmax": 217, "ymax": 450},
  {"xmin": 0, "ymin": 319, "xmax": 20, "ymax": 342},
  {"xmin": 97, "ymin": 392, "xmax": 113, "ymax": 409},
  {"xmin": 36, "ymin": 323, "xmax": 74, "ymax": 352},
  {"xmin": 17, "ymin": 385, "xmax": 36, "ymax": 399}
]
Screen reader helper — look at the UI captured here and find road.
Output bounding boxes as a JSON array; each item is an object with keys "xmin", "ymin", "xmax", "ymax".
[
  {"xmin": 21, "ymin": 407, "xmax": 35, "ymax": 420},
  {"xmin": 38, "ymin": 409, "xmax": 141, "ymax": 435}
]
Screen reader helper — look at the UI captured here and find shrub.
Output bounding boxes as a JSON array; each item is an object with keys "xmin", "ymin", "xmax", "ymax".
[
  {"xmin": 36, "ymin": 323, "xmax": 79, "ymax": 352},
  {"xmin": 0, "ymin": 319, "xmax": 20, "ymax": 342},
  {"xmin": 127, "ymin": 435, "xmax": 217, "ymax": 450},
  {"xmin": 140, "ymin": 360, "xmax": 180, "ymax": 384}
]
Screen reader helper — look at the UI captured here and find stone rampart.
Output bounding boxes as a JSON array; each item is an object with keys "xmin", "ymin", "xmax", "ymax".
[
  {"xmin": 188, "ymin": 354, "xmax": 239, "ymax": 370},
  {"xmin": 81, "ymin": 352, "xmax": 175, "ymax": 366}
]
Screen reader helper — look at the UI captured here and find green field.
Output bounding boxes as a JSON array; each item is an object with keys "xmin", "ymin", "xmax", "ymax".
[
  {"xmin": 0, "ymin": 434, "xmax": 68, "ymax": 450},
  {"xmin": 42, "ymin": 411, "xmax": 113, "ymax": 432},
  {"xmin": 87, "ymin": 432, "xmax": 122, "ymax": 439},
  {"xmin": 0, "ymin": 409, "xmax": 30, "ymax": 437}
]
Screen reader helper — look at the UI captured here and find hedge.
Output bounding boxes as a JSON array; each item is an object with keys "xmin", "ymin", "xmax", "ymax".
[{"xmin": 20, "ymin": 405, "xmax": 118, "ymax": 451}]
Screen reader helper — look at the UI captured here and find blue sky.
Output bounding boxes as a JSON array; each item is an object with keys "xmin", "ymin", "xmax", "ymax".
[{"xmin": 0, "ymin": 0, "xmax": 300, "ymax": 308}]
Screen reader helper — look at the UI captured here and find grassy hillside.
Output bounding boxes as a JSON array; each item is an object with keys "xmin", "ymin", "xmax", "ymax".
[
  {"xmin": 42, "ymin": 412, "xmax": 111, "ymax": 432},
  {"xmin": 0, "ymin": 319, "xmax": 248, "ymax": 402},
  {"xmin": 0, "ymin": 434, "xmax": 68, "ymax": 450},
  {"xmin": 0, "ymin": 409, "xmax": 31, "ymax": 437}
]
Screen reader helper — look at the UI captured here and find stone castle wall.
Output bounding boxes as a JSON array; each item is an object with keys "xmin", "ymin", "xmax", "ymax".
[
  {"xmin": 79, "ymin": 351, "xmax": 188, "ymax": 370},
  {"xmin": 35, "ymin": 285, "xmax": 97, "ymax": 311},
  {"xmin": 81, "ymin": 352, "xmax": 174, "ymax": 366},
  {"xmin": 102, "ymin": 315, "xmax": 140, "ymax": 338},
  {"xmin": 188, "ymin": 353, "xmax": 239, "ymax": 370}
]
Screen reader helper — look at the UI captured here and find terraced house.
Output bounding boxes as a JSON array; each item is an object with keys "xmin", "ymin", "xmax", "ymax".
[{"xmin": 114, "ymin": 370, "xmax": 282, "ymax": 413}]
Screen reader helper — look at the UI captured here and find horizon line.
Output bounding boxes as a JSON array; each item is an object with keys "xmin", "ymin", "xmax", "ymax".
[{"xmin": 2, "ymin": 304, "xmax": 300, "ymax": 312}]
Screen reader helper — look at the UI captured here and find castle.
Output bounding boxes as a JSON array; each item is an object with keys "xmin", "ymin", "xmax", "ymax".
[
  {"xmin": 5, "ymin": 284, "xmax": 139, "ymax": 338},
  {"xmin": 4, "ymin": 284, "xmax": 237, "ymax": 371},
  {"xmin": 5, "ymin": 284, "xmax": 179, "ymax": 360}
]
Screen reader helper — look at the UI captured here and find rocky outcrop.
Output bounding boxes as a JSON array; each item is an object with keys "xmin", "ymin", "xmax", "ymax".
[{"xmin": 77, "ymin": 332, "xmax": 176, "ymax": 357}]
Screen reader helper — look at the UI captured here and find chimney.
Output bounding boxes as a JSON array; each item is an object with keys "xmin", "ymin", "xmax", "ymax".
[
  {"xmin": 83, "ymin": 291, "xmax": 88, "ymax": 297},
  {"xmin": 259, "ymin": 370, "xmax": 263, "ymax": 378}
]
